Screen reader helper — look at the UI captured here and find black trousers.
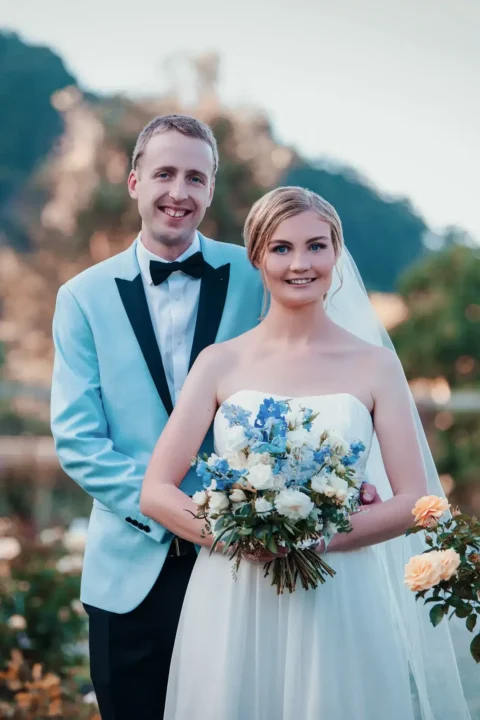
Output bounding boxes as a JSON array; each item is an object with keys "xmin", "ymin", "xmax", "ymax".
[{"xmin": 84, "ymin": 549, "xmax": 196, "ymax": 720}]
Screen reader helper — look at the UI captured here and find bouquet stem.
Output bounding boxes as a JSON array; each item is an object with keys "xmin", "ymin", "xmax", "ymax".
[{"xmin": 264, "ymin": 549, "xmax": 336, "ymax": 594}]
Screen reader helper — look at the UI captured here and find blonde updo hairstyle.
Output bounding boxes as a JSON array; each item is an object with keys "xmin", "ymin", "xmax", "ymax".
[{"xmin": 243, "ymin": 186, "xmax": 344, "ymax": 314}]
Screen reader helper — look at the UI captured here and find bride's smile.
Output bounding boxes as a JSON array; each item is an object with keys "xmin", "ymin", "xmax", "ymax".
[{"xmin": 259, "ymin": 210, "xmax": 337, "ymax": 308}]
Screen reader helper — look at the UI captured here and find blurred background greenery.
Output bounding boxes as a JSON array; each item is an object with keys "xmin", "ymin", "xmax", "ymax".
[{"xmin": 0, "ymin": 27, "xmax": 478, "ymax": 719}]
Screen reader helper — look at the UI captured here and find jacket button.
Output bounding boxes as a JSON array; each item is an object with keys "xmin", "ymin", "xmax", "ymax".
[
  {"xmin": 125, "ymin": 517, "xmax": 132, "ymax": 523},
  {"xmin": 138, "ymin": 522, "xmax": 145, "ymax": 531},
  {"xmin": 132, "ymin": 519, "xmax": 139, "ymax": 527},
  {"xmin": 144, "ymin": 526, "xmax": 151, "ymax": 533}
]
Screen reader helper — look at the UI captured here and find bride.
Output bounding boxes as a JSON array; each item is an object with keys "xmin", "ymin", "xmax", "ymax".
[{"xmin": 140, "ymin": 187, "xmax": 470, "ymax": 719}]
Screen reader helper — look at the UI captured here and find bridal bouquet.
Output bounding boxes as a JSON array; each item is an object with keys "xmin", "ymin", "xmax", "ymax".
[
  {"xmin": 404, "ymin": 495, "xmax": 480, "ymax": 662},
  {"xmin": 191, "ymin": 397, "xmax": 366, "ymax": 594}
]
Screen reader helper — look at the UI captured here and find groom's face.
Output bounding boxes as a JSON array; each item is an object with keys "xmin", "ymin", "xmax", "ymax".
[{"xmin": 128, "ymin": 130, "xmax": 215, "ymax": 250}]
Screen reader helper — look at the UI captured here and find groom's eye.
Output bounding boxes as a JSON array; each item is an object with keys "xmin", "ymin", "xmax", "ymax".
[{"xmin": 273, "ymin": 245, "xmax": 289, "ymax": 254}]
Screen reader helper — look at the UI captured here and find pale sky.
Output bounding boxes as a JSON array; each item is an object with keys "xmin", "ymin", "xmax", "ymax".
[{"xmin": 2, "ymin": 0, "xmax": 479, "ymax": 240}]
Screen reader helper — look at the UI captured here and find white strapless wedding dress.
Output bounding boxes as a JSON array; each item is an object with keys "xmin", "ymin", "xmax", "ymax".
[{"xmin": 164, "ymin": 391, "xmax": 417, "ymax": 720}]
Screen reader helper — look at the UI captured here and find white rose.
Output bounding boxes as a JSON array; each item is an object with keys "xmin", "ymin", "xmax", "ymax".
[
  {"xmin": 225, "ymin": 451, "xmax": 248, "ymax": 470},
  {"xmin": 207, "ymin": 453, "xmax": 220, "ymax": 467},
  {"xmin": 273, "ymin": 473, "xmax": 287, "ymax": 489},
  {"xmin": 192, "ymin": 490, "xmax": 208, "ymax": 506},
  {"xmin": 230, "ymin": 488, "xmax": 247, "ymax": 503},
  {"xmin": 247, "ymin": 452, "xmax": 272, "ymax": 468},
  {"xmin": 287, "ymin": 428, "xmax": 312, "ymax": 448},
  {"xmin": 8, "ymin": 614, "xmax": 27, "ymax": 631},
  {"xmin": 225, "ymin": 426, "xmax": 249, "ymax": 453},
  {"xmin": 335, "ymin": 464, "xmax": 346, "ymax": 476},
  {"xmin": 311, "ymin": 473, "xmax": 330, "ymax": 494},
  {"xmin": 255, "ymin": 498, "xmax": 273, "ymax": 515},
  {"xmin": 326, "ymin": 433, "xmax": 349, "ymax": 456},
  {"xmin": 329, "ymin": 472, "xmax": 349, "ymax": 502},
  {"xmin": 248, "ymin": 464, "xmax": 275, "ymax": 490},
  {"xmin": 275, "ymin": 489, "xmax": 314, "ymax": 521},
  {"xmin": 0, "ymin": 537, "xmax": 21, "ymax": 561},
  {"xmin": 208, "ymin": 491, "xmax": 230, "ymax": 514}
]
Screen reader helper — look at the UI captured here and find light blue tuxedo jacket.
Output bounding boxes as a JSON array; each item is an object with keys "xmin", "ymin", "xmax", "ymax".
[{"xmin": 50, "ymin": 235, "xmax": 263, "ymax": 613}]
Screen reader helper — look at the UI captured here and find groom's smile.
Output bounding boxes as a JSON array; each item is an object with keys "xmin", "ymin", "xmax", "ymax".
[{"xmin": 128, "ymin": 129, "xmax": 215, "ymax": 258}]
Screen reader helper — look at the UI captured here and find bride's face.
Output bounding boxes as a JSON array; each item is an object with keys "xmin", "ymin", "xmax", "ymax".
[{"xmin": 261, "ymin": 210, "xmax": 336, "ymax": 308}]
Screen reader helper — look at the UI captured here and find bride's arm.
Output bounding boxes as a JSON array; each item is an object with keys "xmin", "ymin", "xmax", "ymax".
[
  {"xmin": 139, "ymin": 345, "xmax": 223, "ymax": 548},
  {"xmin": 326, "ymin": 348, "xmax": 428, "ymax": 553}
]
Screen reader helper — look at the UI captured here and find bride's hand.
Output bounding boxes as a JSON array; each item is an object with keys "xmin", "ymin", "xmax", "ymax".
[
  {"xmin": 244, "ymin": 547, "xmax": 290, "ymax": 564},
  {"xmin": 314, "ymin": 538, "xmax": 327, "ymax": 554}
]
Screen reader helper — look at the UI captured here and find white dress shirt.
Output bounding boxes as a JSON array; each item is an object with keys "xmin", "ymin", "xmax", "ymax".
[{"xmin": 136, "ymin": 234, "xmax": 201, "ymax": 405}]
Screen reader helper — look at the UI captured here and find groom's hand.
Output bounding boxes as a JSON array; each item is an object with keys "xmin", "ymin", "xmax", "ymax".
[{"xmin": 360, "ymin": 482, "xmax": 381, "ymax": 505}]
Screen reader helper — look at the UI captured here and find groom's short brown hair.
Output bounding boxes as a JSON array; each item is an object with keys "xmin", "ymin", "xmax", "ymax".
[{"xmin": 132, "ymin": 114, "xmax": 219, "ymax": 174}]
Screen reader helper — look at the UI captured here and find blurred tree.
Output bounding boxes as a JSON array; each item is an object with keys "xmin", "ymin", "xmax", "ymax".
[
  {"xmin": 284, "ymin": 162, "xmax": 427, "ymax": 291},
  {"xmin": 391, "ymin": 245, "xmax": 480, "ymax": 387},
  {"xmin": 0, "ymin": 32, "xmax": 77, "ymax": 250},
  {"xmin": 434, "ymin": 412, "xmax": 480, "ymax": 491}
]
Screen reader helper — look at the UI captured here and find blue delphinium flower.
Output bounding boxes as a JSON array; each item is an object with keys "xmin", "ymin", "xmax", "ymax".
[
  {"xmin": 341, "ymin": 440, "xmax": 365, "ymax": 467},
  {"xmin": 302, "ymin": 408, "xmax": 315, "ymax": 432},
  {"xmin": 252, "ymin": 434, "xmax": 287, "ymax": 456},
  {"xmin": 314, "ymin": 447, "xmax": 331, "ymax": 465},
  {"xmin": 222, "ymin": 403, "xmax": 252, "ymax": 428},
  {"xmin": 255, "ymin": 398, "xmax": 289, "ymax": 428},
  {"xmin": 196, "ymin": 460, "xmax": 211, "ymax": 483},
  {"xmin": 350, "ymin": 440, "xmax": 366, "ymax": 455}
]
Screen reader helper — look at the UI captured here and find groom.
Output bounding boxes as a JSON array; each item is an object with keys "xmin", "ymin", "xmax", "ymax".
[{"xmin": 51, "ymin": 114, "xmax": 378, "ymax": 719}]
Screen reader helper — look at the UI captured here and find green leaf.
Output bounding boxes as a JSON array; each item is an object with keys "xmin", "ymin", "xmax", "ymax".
[
  {"xmin": 447, "ymin": 595, "xmax": 470, "ymax": 610},
  {"xmin": 470, "ymin": 633, "xmax": 480, "ymax": 663},
  {"xmin": 405, "ymin": 525, "xmax": 425, "ymax": 536},
  {"xmin": 455, "ymin": 606, "xmax": 472, "ymax": 619},
  {"xmin": 429, "ymin": 604, "xmax": 446, "ymax": 627},
  {"xmin": 424, "ymin": 596, "xmax": 442, "ymax": 604},
  {"xmin": 267, "ymin": 536, "xmax": 278, "ymax": 554},
  {"xmin": 466, "ymin": 614, "xmax": 477, "ymax": 633}
]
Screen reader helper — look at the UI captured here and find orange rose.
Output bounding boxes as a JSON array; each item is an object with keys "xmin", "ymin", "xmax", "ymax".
[
  {"xmin": 437, "ymin": 548, "xmax": 461, "ymax": 581},
  {"xmin": 412, "ymin": 495, "xmax": 450, "ymax": 528},
  {"xmin": 404, "ymin": 553, "xmax": 442, "ymax": 592}
]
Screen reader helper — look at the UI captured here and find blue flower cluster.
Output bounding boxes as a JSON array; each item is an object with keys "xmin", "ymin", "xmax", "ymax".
[
  {"xmin": 196, "ymin": 456, "xmax": 246, "ymax": 491},
  {"xmin": 340, "ymin": 440, "xmax": 366, "ymax": 468},
  {"xmin": 197, "ymin": 397, "xmax": 366, "ymax": 493}
]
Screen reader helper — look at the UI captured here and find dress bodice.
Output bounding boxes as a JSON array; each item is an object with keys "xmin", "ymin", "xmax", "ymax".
[{"xmin": 214, "ymin": 390, "xmax": 374, "ymax": 483}]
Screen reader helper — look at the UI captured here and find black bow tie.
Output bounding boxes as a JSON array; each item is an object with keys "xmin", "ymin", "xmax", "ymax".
[{"xmin": 149, "ymin": 252, "xmax": 206, "ymax": 285}]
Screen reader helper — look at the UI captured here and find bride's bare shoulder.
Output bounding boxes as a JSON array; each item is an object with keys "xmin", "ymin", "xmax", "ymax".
[
  {"xmin": 191, "ymin": 331, "xmax": 255, "ymax": 375},
  {"xmin": 334, "ymin": 326, "xmax": 403, "ymax": 376}
]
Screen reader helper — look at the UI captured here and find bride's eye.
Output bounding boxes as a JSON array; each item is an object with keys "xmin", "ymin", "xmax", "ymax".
[
  {"xmin": 310, "ymin": 243, "xmax": 326, "ymax": 252},
  {"xmin": 273, "ymin": 245, "xmax": 289, "ymax": 254}
]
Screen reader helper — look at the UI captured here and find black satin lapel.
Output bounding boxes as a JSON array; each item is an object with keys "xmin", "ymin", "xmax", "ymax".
[
  {"xmin": 115, "ymin": 274, "xmax": 173, "ymax": 415},
  {"xmin": 189, "ymin": 263, "xmax": 231, "ymax": 369}
]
